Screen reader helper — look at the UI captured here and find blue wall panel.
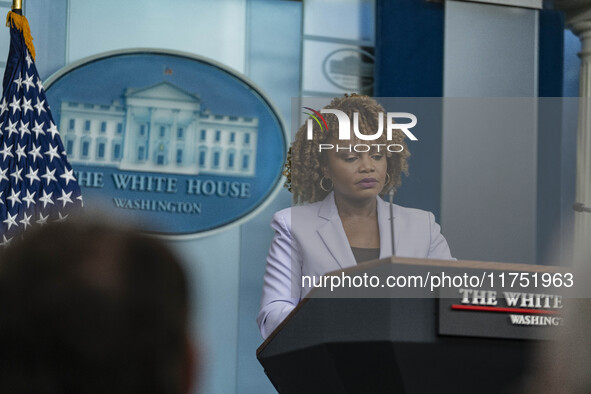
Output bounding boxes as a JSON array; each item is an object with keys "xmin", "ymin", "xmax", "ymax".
[
  {"xmin": 374, "ymin": 0, "xmax": 444, "ymax": 220},
  {"xmin": 537, "ymin": 9, "xmax": 566, "ymax": 265}
]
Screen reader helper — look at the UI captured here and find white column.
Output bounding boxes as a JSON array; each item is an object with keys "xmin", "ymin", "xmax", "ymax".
[
  {"xmin": 147, "ymin": 107, "xmax": 154, "ymax": 164},
  {"xmin": 171, "ymin": 109, "xmax": 179, "ymax": 166},
  {"xmin": 568, "ymin": 9, "xmax": 591, "ymax": 262}
]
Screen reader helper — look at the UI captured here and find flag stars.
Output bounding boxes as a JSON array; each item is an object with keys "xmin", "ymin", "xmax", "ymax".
[
  {"xmin": 19, "ymin": 120, "xmax": 30, "ymax": 136},
  {"xmin": 19, "ymin": 213, "xmax": 32, "ymax": 230},
  {"xmin": 28, "ymin": 144, "xmax": 42, "ymax": 161},
  {"xmin": 32, "ymin": 120, "xmax": 45, "ymax": 138},
  {"xmin": 22, "ymin": 189, "xmax": 36, "ymax": 208},
  {"xmin": 6, "ymin": 189, "xmax": 21, "ymax": 207},
  {"xmin": 57, "ymin": 212, "xmax": 69, "ymax": 222},
  {"xmin": 34, "ymin": 98, "xmax": 46, "ymax": 116},
  {"xmin": 23, "ymin": 73, "xmax": 35, "ymax": 92},
  {"xmin": 1, "ymin": 235, "xmax": 12, "ymax": 247},
  {"xmin": 0, "ymin": 34, "xmax": 84, "ymax": 240},
  {"xmin": 25, "ymin": 51, "xmax": 32, "ymax": 68},
  {"xmin": 3, "ymin": 212, "xmax": 18, "ymax": 230},
  {"xmin": 0, "ymin": 98, "xmax": 7, "ymax": 115},
  {"xmin": 60, "ymin": 168, "xmax": 76, "ymax": 185},
  {"xmin": 10, "ymin": 167, "xmax": 23, "ymax": 183},
  {"xmin": 21, "ymin": 97, "xmax": 33, "ymax": 115},
  {"xmin": 41, "ymin": 167, "xmax": 57, "ymax": 184},
  {"xmin": 15, "ymin": 144, "xmax": 27, "ymax": 160},
  {"xmin": 57, "ymin": 190, "xmax": 73, "ymax": 207},
  {"xmin": 9, "ymin": 96, "xmax": 20, "ymax": 114},
  {"xmin": 25, "ymin": 167, "xmax": 40, "ymax": 185},
  {"xmin": 36, "ymin": 212, "xmax": 49, "ymax": 225},
  {"xmin": 47, "ymin": 122, "xmax": 59, "ymax": 139},
  {"xmin": 6, "ymin": 119, "xmax": 18, "ymax": 137},
  {"xmin": 13, "ymin": 73, "xmax": 22, "ymax": 90},
  {"xmin": 0, "ymin": 143, "xmax": 14, "ymax": 161},
  {"xmin": 39, "ymin": 190, "xmax": 54, "ymax": 208},
  {"xmin": 45, "ymin": 145, "xmax": 60, "ymax": 162}
]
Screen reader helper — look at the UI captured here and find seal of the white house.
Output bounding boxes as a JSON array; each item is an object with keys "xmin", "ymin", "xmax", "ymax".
[
  {"xmin": 44, "ymin": 49, "xmax": 287, "ymax": 239},
  {"xmin": 322, "ymin": 47, "xmax": 374, "ymax": 92}
]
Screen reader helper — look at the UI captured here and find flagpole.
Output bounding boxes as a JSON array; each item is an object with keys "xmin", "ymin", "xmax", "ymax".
[{"xmin": 12, "ymin": 0, "xmax": 22, "ymax": 15}]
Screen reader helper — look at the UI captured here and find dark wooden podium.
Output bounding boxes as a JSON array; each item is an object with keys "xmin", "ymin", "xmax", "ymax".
[{"xmin": 257, "ymin": 257, "xmax": 565, "ymax": 394}]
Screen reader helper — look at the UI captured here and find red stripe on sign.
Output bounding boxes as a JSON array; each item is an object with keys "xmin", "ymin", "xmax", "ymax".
[{"xmin": 451, "ymin": 304, "xmax": 560, "ymax": 315}]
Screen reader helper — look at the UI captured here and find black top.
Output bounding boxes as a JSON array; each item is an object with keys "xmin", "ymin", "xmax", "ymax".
[{"xmin": 350, "ymin": 247, "xmax": 380, "ymax": 264}]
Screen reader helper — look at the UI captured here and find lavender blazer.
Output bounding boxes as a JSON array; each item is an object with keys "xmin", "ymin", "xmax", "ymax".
[{"xmin": 256, "ymin": 192, "xmax": 453, "ymax": 339}]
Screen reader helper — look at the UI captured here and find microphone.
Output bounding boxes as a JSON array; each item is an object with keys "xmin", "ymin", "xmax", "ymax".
[
  {"xmin": 573, "ymin": 202, "xmax": 591, "ymax": 213},
  {"xmin": 389, "ymin": 188, "xmax": 396, "ymax": 256}
]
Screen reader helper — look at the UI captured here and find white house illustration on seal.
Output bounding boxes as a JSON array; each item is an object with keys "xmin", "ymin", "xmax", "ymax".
[{"xmin": 59, "ymin": 82, "xmax": 258, "ymax": 176}]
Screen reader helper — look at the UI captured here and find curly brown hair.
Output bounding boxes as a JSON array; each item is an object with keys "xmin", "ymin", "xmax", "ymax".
[{"xmin": 284, "ymin": 94, "xmax": 410, "ymax": 204}]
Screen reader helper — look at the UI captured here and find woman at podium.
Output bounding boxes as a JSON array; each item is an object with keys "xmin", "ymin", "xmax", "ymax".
[{"xmin": 257, "ymin": 95, "xmax": 453, "ymax": 339}]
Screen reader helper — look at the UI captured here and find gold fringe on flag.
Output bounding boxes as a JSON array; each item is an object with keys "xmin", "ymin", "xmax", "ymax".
[{"xmin": 5, "ymin": 11, "xmax": 35, "ymax": 61}]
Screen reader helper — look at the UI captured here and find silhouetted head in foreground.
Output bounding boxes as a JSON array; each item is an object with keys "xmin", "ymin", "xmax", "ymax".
[{"xmin": 0, "ymin": 218, "xmax": 195, "ymax": 394}]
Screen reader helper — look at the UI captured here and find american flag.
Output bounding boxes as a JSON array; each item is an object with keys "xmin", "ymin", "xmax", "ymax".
[{"xmin": 0, "ymin": 12, "xmax": 82, "ymax": 244}]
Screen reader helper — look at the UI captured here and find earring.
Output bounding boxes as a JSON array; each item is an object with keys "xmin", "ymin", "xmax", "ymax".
[
  {"xmin": 385, "ymin": 173, "xmax": 391, "ymax": 185},
  {"xmin": 320, "ymin": 176, "xmax": 333, "ymax": 192}
]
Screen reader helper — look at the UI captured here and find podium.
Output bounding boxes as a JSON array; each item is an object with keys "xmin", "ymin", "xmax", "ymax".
[{"xmin": 257, "ymin": 257, "xmax": 565, "ymax": 394}]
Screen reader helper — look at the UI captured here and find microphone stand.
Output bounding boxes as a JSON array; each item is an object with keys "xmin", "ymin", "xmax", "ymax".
[{"xmin": 389, "ymin": 188, "xmax": 395, "ymax": 256}]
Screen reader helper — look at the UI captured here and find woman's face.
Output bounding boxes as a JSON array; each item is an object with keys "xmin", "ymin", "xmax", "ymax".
[{"xmin": 323, "ymin": 140, "xmax": 388, "ymax": 203}]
